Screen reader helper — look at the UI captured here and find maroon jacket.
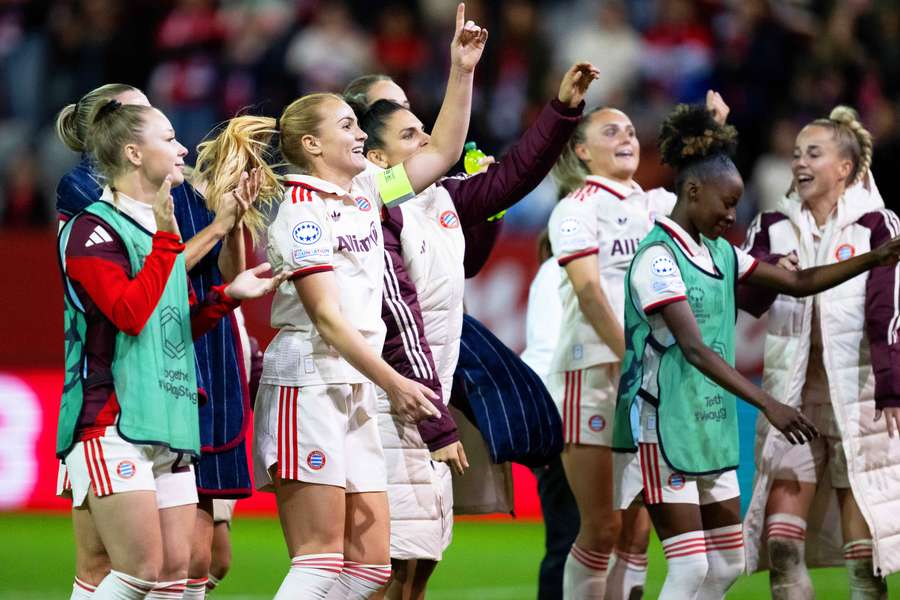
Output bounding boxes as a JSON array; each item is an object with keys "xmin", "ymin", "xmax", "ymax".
[
  {"xmin": 738, "ymin": 210, "xmax": 900, "ymax": 409},
  {"xmin": 381, "ymin": 99, "xmax": 585, "ymax": 450}
]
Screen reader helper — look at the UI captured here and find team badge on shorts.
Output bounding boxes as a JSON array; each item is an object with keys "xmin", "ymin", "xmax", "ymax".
[
  {"xmin": 588, "ymin": 415, "xmax": 606, "ymax": 432},
  {"xmin": 668, "ymin": 472, "xmax": 686, "ymax": 490},
  {"xmin": 355, "ymin": 197, "xmax": 372, "ymax": 212},
  {"xmin": 439, "ymin": 210, "xmax": 460, "ymax": 229},
  {"xmin": 835, "ymin": 243, "xmax": 855, "ymax": 261},
  {"xmin": 307, "ymin": 450, "xmax": 327, "ymax": 470},
  {"xmin": 116, "ymin": 460, "xmax": 136, "ymax": 479}
]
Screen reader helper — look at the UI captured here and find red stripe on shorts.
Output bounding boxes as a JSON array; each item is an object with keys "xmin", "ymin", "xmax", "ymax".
[
  {"xmin": 575, "ymin": 370, "xmax": 582, "ymax": 444},
  {"xmin": 563, "ymin": 372, "xmax": 571, "ymax": 444},
  {"xmin": 85, "ymin": 439, "xmax": 107, "ymax": 496},
  {"xmin": 277, "ymin": 387, "xmax": 285, "ymax": 478},
  {"xmin": 95, "ymin": 438, "xmax": 113, "ymax": 494},
  {"xmin": 291, "ymin": 387, "xmax": 300, "ymax": 480}
]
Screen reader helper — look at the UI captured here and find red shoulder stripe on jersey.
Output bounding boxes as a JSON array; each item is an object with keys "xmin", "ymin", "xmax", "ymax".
[
  {"xmin": 558, "ymin": 247, "xmax": 599, "ymax": 266},
  {"xmin": 291, "ymin": 186, "xmax": 298, "ymax": 204},
  {"xmin": 590, "ymin": 181, "xmax": 626, "ymax": 200},
  {"xmin": 656, "ymin": 221, "xmax": 695, "ymax": 256},
  {"xmin": 284, "ymin": 179, "xmax": 332, "ymax": 196},
  {"xmin": 738, "ymin": 258, "xmax": 759, "ymax": 282}
]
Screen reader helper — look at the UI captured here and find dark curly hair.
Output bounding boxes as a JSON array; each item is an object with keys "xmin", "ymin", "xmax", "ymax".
[{"xmin": 658, "ymin": 104, "xmax": 739, "ymax": 196}]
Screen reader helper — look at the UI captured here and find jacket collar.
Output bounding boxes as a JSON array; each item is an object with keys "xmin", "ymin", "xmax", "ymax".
[
  {"xmin": 777, "ymin": 171, "xmax": 884, "ymax": 231},
  {"xmin": 100, "ymin": 186, "xmax": 156, "ymax": 233}
]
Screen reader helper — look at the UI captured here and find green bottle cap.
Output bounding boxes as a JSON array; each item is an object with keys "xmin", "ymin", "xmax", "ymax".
[{"xmin": 464, "ymin": 141, "xmax": 477, "ymax": 152}]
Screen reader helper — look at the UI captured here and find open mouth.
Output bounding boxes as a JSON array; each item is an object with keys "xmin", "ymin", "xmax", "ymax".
[
  {"xmin": 351, "ymin": 146, "xmax": 364, "ymax": 155},
  {"xmin": 795, "ymin": 173, "xmax": 814, "ymax": 185},
  {"xmin": 614, "ymin": 148, "xmax": 635, "ymax": 158}
]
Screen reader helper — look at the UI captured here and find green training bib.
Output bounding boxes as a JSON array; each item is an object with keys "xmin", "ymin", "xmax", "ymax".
[
  {"xmin": 57, "ymin": 201, "xmax": 199, "ymax": 458},
  {"xmin": 613, "ymin": 224, "xmax": 739, "ymax": 475}
]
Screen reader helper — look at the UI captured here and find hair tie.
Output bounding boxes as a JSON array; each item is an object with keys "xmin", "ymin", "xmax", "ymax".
[
  {"xmin": 273, "ymin": 117, "xmax": 280, "ymax": 132},
  {"xmin": 95, "ymin": 99, "xmax": 122, "ymax": 122}
]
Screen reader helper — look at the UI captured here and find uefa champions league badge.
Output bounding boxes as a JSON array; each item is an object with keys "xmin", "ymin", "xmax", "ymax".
[
  {"xmin": 116, "ymin": 460, "xmax": 136, "ymax": 479},
  {"xmin": 651, "ymin": 255, "xmax": 677, "ymax": 277},
  {"xmin": 307, "ymin": 450, "xmax": 326, "ymax": 470},
  {"xmin": 668, "ymin": 472, "xmax": 686, "ymax": 490},
  {"xmin": 559, "ymin": 218, "xmax": 580, "ymax": 236},
  {"xmin": 439, "ymin": 210, "xmax": 460, "ymax": 229},
  {"xmin": 292, "ymin": 221, "xmax": 322, "ymax": 245},
  {"xmin": 835, "ymin": 243, "xmax": 855, "ymax": 261},
  {"xmin": 588, "ymin": 415, "xmax": 606, "ymax": 432}
]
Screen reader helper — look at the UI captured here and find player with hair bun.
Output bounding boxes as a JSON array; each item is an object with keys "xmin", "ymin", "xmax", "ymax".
[
  {"xmin": 56, "ymin": 100, "xmax": 283, "ymax": 600},
  {"xmin": 742, "ymin": 106, "xmax": 900, "ymax": 598},
  {"xmin": 612, "ymin": 103, "xmax": 900, "ymax": 600}
]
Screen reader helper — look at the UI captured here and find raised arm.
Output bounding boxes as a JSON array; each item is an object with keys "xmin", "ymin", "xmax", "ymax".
[
  {"xmin": 659, "ymin": 300, "xmax": 817, "ymax": 444},
  {"xmin": 402, "ymin": 3, "xmax": 487, "ymax": 194},
  {"xmin": 443, "ymin": 63, "xmax": 596, "ymax": 227},
  {"xmin": 746, "ymin": 235, "xmax": 900, "ymax": 296},
  {"xmin": 295, "ymin": 271, "xmax": 440, "ymax": 423}
]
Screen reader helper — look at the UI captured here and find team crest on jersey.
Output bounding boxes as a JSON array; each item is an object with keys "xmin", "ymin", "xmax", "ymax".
[
  {"xmin": 116, "ymin": 460, "xmax": 136, "ymax": 479},
  {"xmin": 439, "ymin": 210, "xmax": 460, "ymax": 229},
  {"xmin": 292, "ymin": 221, "xmax": 322, "ymax": 245},
  {"xmin": 307, "ymin": 450, "xmax": 326, "ymax": 470},
  {"xmin": 650, "ymin": 255, "xmax": 677, "ymax": 277},
  {"xmin": 559, "ymin": 218, "xmax": 580, "ymax": 236},
  {"xmin": 355, "ymin": 197, "xmax": 372, "ymax": 212},
  {"xmin": 835, "ymin": 243, "xmax": 855, "ymax": 261},
  {"xmin": 588, "ymin": 415, "xmax": 606, "ymax": 432},
  {"xmin": 668, "ymin": 472, "xmax": 686, "ymax": 490}
]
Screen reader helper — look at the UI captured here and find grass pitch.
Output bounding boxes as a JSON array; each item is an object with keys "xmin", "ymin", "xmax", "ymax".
[{"xmin": 1, "ymin": 512, "xmax": 897, "ymax": 599}]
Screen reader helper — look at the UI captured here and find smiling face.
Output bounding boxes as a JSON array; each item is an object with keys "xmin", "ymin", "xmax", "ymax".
[
  {"xmin": 129, "ymin": 108, "xmax": 187, "ymax": 186},
  {"xmin": 792, "ymin": 124, "xmax": 853, "ymax": 204},
  {"xmin": 367, "ymin": 79, "xmax": 410, "ymax": 109},
  {"xmin": 311, "ymin": 97, "xmax": 369, "ymax": 176},
  {"xmin": 576, "ymin": 108, "xmax": 640, "ymax": 183},
  {"xmin": 366, "ymin": 108, "xmax": 429, "ymax": 168},
  {"xmin": 686, "ymin": 167, "xmax": 743, "ymax": 239}
]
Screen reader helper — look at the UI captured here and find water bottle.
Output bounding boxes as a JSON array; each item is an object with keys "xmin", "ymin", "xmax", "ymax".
[{"xmin": 463, "ymin": 141, "xmax": 487, "ymax": 175}]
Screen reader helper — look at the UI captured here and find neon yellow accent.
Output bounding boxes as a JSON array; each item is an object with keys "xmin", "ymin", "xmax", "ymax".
[
  {"xmin": 487, "ymin": 209, "xmax": 507, "ymax": 222},
  {"xmin": 376, "ymin": 164, "xmax": 416, "ymax": 207}
]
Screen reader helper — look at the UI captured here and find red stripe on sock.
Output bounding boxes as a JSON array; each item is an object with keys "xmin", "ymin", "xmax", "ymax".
[{"xmin": 74, "ymin": 578, "xmax": 96, "ymax": 592}]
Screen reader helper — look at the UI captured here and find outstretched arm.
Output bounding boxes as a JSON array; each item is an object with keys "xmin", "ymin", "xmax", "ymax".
[{"xmin": 402, "ymin": 3, "xmax": 487, "ymax": 195}]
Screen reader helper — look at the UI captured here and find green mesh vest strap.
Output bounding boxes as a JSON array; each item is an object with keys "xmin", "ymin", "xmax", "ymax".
[
  {"xmin": 56, "ymin": 201, "xmax": 199, "ymax": 457},
  {"xmin": 613, "ymin": 224, "xmax": 739, "ymax": 475}
]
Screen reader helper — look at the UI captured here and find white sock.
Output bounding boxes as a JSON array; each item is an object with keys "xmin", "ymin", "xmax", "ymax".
[
  {"xmin": 765, "ymin": 513, "xmax": 812, "ymax": 600},
  {"xmin": 659, "ymin": 531, "xmax": 708, "ymax": 600},
  {"xmin": 604, "ymin": 551, "xmax": 648, "ymax": 600},
  {"xmin": 93, "ymin": 570, "xmax": 156, "ymax": 600},
  {"xmin": 182, "ymin": 578, "xmax": 207, "ymax": 599},
  {"xmin": 323, "ymin": 561, "xmax": 391, "ymax": 599},
  {"xmin": 844, "ymin": 540, "xmax": 887, "ymax": 600},
  {"xmin": 274, "ymin": 553, "xmax": 343, "ymax": 600},
  {"xmin": 697, "ymin": 524, "xmax": 744, "ymax": 600},
  {"xmin": 563, "ymin": 544, "xmax": 610, "ymax": 599},
  {"xmin": 204, "ymin": 575, "xmax": 220, "ymax": 593},
  {"xmin": 146, "ymin": 579, "xmax": 187, "ymax": 599},
  {"xmin": 72, "ymin": 577, "xmax": 97, "ymax": 599}
]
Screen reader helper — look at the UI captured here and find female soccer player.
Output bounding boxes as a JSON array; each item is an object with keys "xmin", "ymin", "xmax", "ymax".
[
  {"xmin": 56, "ymin": 83, "xmax": 257, "ymax": 599},
  {"xmin": 742, "ymin": 107, "xmax": 900, "ymax": 598},
  {"xmin": 352, "ymin": 61, "xmax": 596, "ymax": 600},
  {"xmin": 612, "ymin": 103, "xmax": 900, "ymax": 600},
  {"xmin": 195, "ymin": 5, "xmax": 486, "ymax": 598},
  {"xmin": 57, "ymin": 100, "xmax": 282, "ymax": 600},
  {"xmin": 545, "ymin": 90, "xmax": 728, "ymax": 599}
]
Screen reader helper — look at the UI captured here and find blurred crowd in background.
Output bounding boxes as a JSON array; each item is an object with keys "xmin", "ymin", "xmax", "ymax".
[{"xmin": 1, "ymin": 0, "xmax": 899, "ymax": 234}]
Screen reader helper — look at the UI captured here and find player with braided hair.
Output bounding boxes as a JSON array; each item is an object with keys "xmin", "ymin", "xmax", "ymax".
[
  {"xmin": 612, "ymin": 103, "xmax": 900, "ymax": 599},
  {"xmin": 742, "ymin": 106, "xmax": 900, "ymax": 598}
]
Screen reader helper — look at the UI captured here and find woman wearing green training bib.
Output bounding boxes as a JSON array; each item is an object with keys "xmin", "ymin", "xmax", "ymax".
[{"xmin": 611, "ymin": 104, "xmax": 900, "ymax": 600}]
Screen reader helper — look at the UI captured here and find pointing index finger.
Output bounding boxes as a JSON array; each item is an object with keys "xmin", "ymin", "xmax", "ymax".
[{"xmin": 455, "ymin": 3, "xmax": 465, "ymax": 36}]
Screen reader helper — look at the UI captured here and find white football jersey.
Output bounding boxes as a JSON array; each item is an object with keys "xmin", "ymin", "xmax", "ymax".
[
  {"xmin": 548, "ymin": 175, "xmax": 677, "ymax": 372},
  {"xmin": 262, "ymin": 173, "xmax": 387, "ymax": 386}
]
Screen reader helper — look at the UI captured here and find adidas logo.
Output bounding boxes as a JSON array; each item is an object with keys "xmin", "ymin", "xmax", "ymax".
[
  {"xmin": 329, "ymin": 211, "xmax": 341, "ymax": 222},
  {"xmin": 84, "ymin": 225, "xmax": 113, "ymax": 247}
]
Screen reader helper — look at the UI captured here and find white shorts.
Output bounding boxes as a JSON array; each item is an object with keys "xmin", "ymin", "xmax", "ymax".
[
  {"xmin": 549, "ymin": 364, "xmax": 618, "ymax": 446},
  {"xmin": 254, "ymin": 382, "xmax": 387, "ymax": 493},
  {"xmin": 64, "ymin": 427, "xmax": 198, "ymax": 509},
  {"xmin": 56, "ymin": 460, "xmax": 73, "ymax": 499},
  {"xmin": 614, "ymin": 442, "xmax": 740, "ymax": 509},
  {"xmin": 212, "ymin": 499, "xmax": 237, "ymax": 524},
  {"xmin": 774, "ymin": 403, "xmax": 849, "ymax": 488}
]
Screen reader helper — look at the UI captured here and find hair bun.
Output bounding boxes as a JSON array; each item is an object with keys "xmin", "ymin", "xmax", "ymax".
[
  {"xmin": 828, "ymin": 105, "xmax": 859, "ymax": 125},
  {"xmin": 658, "ymin": 104, "xmax": 738, "ymax": 170}
]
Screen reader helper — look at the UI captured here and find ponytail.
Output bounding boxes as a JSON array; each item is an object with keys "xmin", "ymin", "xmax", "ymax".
[
  {"xmin": 56, "ymin": 83, "xmax": 139, "ymax": 153},
  {"xmin": 550, "ymin": 111, "xmax": 596, "ymax": 198}
]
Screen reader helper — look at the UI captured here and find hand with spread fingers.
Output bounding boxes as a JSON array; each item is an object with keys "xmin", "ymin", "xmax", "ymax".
[
  {"xmin": 558, "ymin": 62, "xmax": 600, "ymax": 108},
  {"xmin": 763, "ymin": 397, "xmax": 819, "ymax": 444},
  {"xmin": 224, "ymin": 262, "xmax": 289, "ymax": 300}
]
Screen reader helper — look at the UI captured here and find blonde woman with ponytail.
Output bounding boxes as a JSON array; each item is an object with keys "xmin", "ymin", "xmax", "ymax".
[
  {"xmin": 194, "ymin": 5, "xmax": 486, "ymax": 598},
  {"xmin": 743, "ymin": 106, "xmax": 900, "ymax": 598},
  {"xmin": 545, "ymin": 92, "xmax": 731, "ymax": 599}
]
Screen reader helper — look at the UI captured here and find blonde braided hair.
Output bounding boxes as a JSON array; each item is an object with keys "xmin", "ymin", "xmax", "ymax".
[{"xmin": 810, "ymin": 105, "xmax": 873, "ymax": 186}]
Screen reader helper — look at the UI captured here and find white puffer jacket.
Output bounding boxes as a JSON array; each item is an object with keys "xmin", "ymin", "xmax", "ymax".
[
  {"xmin": 377, "ymin": 184, "xmax": 464, "ymax": 560},
  {"xmin": 742, "ymin": 173, "xmax": 900, "ymax": 575}
]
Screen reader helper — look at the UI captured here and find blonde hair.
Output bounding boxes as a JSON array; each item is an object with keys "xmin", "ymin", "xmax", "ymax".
[
  {"xmin": 550, "ymin": 109, "xmax": 599, "ymax": 198},
  {"xmin": 193, "ymin": 93, "xmax": 344, "ymax": 241},
  {"xmin": 85, "ymin": 101, "xmax": 154, "ymax": 184},
  {"xmin": 809, "ymin": 105, "xmax": 873, "ymax": 186},
  {"xmin": 56, "ymin": 84, "xmax": 139, "ymax": 153}
]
